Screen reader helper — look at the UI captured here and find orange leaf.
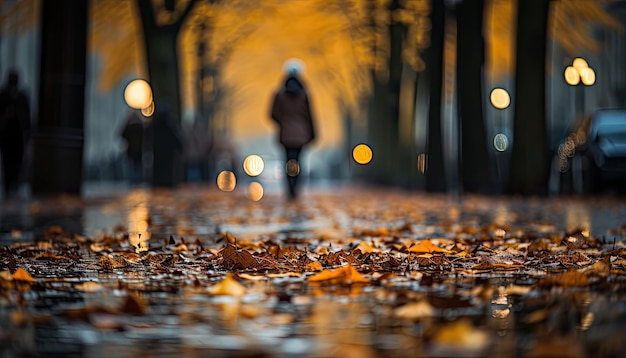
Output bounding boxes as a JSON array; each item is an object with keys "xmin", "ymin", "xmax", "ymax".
[
  {"xmin": 308, "ymin": 265, "xmax": 368, "ymax": 284},
  {"xmin": 306, "ymin": 261, "xmax": 323, "ymax": 271},
  {"xmin": 408, "ymin": 240, "xmax": 445, "ymax": 254},
  {"xmin": 12, "ymin": 268, "xmax": 34, "ymax": 282},
  {"xmin": 308, "ymin": 268, "xmax": 344, "ymax": 282},
  {"xmin": 210, "ymin": 273, "xmax": 247, "ymax": 296}
]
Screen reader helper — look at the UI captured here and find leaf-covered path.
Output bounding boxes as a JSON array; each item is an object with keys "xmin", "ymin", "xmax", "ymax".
[{"xmin": 1, "ymin": 185, "xmax": 626, "ymax": 357}]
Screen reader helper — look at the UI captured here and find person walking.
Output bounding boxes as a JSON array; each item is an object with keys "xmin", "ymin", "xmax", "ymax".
[
  {"xmin": 119, "ymin": 110, "xmax": 145, "ymax": 185},
  {"xmin": 0, "ymin": 70, "xmax": 31, "ymax": 198},
  {"xmin": 270, "ymin": 60, "xmax": 316, "ymax": 200}
]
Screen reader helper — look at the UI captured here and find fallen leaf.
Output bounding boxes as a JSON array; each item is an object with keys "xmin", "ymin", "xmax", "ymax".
[
  {"xmin": 210, "ymin": 273, "xmax": 247, "ymax": 296},
  {"xmin": 356, "ymin": 241, "xmax": 374, "ymax": 254},
  {"xmin": 408, "ymin": 240, "xmax": 445, "ymax": 254},
  {"xmin": 582, "ymin": 256, "xmax": 611, "ymax": 277},
  {"xmin": 306, "ymin": 261, "xmax": 323, "ymax": 271},
  {"xmin": 308, "ymin": 265, "xmax": 368, "ymax": 285},
  {"xmin": 220, "ymin": 244, "xmax": 258, "ymax": 270},
  {"xmin": 12, "ymin": 268, "xmax": 34, "ymax": 282}
]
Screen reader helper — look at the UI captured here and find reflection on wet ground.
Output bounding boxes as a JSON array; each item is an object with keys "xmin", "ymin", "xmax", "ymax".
[{"xmin": 1, "ymin": 184, "xmax": 626, "ymax": 357}]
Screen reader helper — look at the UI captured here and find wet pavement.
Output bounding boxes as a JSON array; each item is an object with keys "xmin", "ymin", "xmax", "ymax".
[{"xmin": 1, "ymin": 181, "xmax": 626, "ymax": 357}]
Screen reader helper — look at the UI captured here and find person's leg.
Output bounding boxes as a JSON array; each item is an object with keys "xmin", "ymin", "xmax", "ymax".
[
  {"xmin": 1, "ymin": 145, "xmax": 23, "ymax": 196},
  {"xmin": 284, "ymin": 147, "xmax": 302, "ymax": 199}
]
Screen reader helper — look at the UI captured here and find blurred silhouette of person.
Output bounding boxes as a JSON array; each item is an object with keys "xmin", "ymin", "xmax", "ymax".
[
  {"xmin": 151, "ymin": 102, "xmax": 182, "ymax": 187},
  {"xmin": 183, "ymin": 118, "xmax": 209, "ymax": 182},
  {"xmin": 119, "ymin": 110, "xmax": 144, "ymax": 185},
  {"xmin": 0, "ymin": 70, "xmax": 31, "ymax": 198},
  {"xmin": 270, "ymin": 60, "xmax": 316, "ymax": 200}
]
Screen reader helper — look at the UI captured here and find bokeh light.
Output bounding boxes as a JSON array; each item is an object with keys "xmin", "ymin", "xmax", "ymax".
[
  {"xmin": 572, "ymin": 57, "xmax": 588, "ymax": 74},
  {"xmin": 489, "ymin": 88, "xmax": 510, "ymax": 109},
  {"xmin": 564, "ymin": 66, "xmax": 580, "ymax": 86},
  {"xmin": 247, "ymin": 182, "xmax": 264, "ymax": 202},
  {"xmin": 493, "ymin": 133, "xmax": 509, "ymax": 152},
  {"xmin": 417, "ymin": 153, "xmax": 427, "ymax": 174},
  {"xmin": 243, "ymin": 154, "xmax": 265, "ymax": 177},
  {"xmin": 141, "ymin": 101, "xmax": 155, "ymax": 117},
  {"xmin": 124, "ymin": 79, "xmax": 153, "ymax": 109},
  {"xmin": 285, "ymin": 159, "xmax": 300, "ymax": 177},
  {"xmin": 353, "ymin": 144, "xmax": 373, "ymax": 165},
  {"xmin": 217, "ymin": 170, "xmax": 236, "ymax": 192},
  {"xmin": 580, "ymin": 67, "xmax": 596, "ymax": 86}
]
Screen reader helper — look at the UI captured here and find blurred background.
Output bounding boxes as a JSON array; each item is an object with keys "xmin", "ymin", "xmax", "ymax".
[{"xmin": 1, "ymin": 0, "xmax": 626, "ymax": 199}]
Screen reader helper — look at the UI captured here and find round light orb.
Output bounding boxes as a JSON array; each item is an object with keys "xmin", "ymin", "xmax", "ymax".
[
  {"xmin": 572, "ymin": 57, "xmax": 588, "ymax": 74},
  {"xmin": 243, "ymin": 154, "xmax": 265, "ymax": 177},
  {"xmin": 564, "ymin": 66, "xmax": 580, "ymax": 86},
  {"xmin": 285, "ymin": 159, "xmax": 300, "ymax": 177},
  {"xmin": 216, "ymin": 170, "xmax": 236, "ymax": 192},
  {"xmin": 417, "ymin": 153, "xmax": 428, "ymax": 174},
  {"xmin": 141, "ymin": 101, "xmax": 155, "ymax": 117},
  {"xmin": 124, "ymin": 79, "xmax": 153, "ymax": 109},
  {"xmin": 246, "ymin": 182, "xmax": 264, "ymax": 202},
  {"xmin": 580, "ymin": 67, "xmax": 596, "ymax": 86},
  {"xmin": 352, "ymin": 144, "xmax": 373, "ymax": 165},
  {"xmin": 493, "ymin": 133, "xmax": 509, "ymax": 152},
  {"xmin": 490, "ymin": 88, "xmax": 511, "ymax": 109}
]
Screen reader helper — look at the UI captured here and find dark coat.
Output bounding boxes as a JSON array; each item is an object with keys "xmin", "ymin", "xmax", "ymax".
[{"xmin": 270, "ymin": 76, "xmax": 315, "ymax": 148}]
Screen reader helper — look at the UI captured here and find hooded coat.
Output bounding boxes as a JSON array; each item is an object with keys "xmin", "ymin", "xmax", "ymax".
[{"xmin": 270, "ymin": 76, "xmax": 315, "ymax": 148}]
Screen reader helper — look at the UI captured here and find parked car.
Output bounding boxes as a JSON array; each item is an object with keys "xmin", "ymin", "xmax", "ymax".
[{"xmin": 550, "ymin": 108, "xmax": 626, "ymax": 194}]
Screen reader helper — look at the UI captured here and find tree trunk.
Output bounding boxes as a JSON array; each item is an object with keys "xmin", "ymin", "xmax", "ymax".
[
  {"xmin": 425, "ymin": 0, "xmax": 446, "ymax": 192},
  {"xmin": 137, "ymin": 0, "xmax": 183, "ymax": 121},
  {"xmin": 509, "ymin": 0, "xmax": 550, "ymax": 195},
  {"xmin": 144, "ymin": 30, "xmax": 181, "ymax": 121},
  {"xmin": 31, "ymin": 0, "xmax": 88, "ymax": 195},
  {"xmin": 456, "ymin": 0, "xmax": 492, "ymax": 193}
]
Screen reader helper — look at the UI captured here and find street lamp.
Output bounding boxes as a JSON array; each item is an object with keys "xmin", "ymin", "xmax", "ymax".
[
  {"xmin": 564, "ymin": 57, "xmax": 596, "ymax": 121},
  {"xmin": 489, "ymin": 87, "xmax": 511, "ymax": 192},
  {"xmin": 563, "ymin": 58, "xmax": 596, "ymax": 194}
]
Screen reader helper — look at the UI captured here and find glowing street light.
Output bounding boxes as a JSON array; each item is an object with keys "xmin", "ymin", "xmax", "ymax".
[
  {"xmin": 564, "ymin": 57, "xmax": 595, "ymax": 121},
  {"xmin": 489, "ymin": 88, "xmax": 510, "ymax": 110},
  {"xmin": 489, "ymin": 87, "xmax": 511, "ymax": 191}
]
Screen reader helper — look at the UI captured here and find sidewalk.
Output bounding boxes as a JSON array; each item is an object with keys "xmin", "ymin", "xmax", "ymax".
[{"xmin": 1, "ymin": 180, "xmax": 626, "ymax": 356}]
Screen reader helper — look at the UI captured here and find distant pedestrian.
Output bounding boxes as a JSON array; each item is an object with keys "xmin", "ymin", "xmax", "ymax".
[
  {"xmin": 0, "ymin": 70, "xmax": 31, "ymax": 198},
  {"xmin": 270, "ymin": 59, "xmax": 316, "ymax": 200},
  {"xmin": 119, "ymin": 110, "xmax": 145, "ymax": 184}
]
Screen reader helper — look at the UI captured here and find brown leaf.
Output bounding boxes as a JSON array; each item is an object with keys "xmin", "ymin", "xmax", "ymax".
[{"xmin": 219, "ymin": 244, "xmax": 258, "ymax": 270}]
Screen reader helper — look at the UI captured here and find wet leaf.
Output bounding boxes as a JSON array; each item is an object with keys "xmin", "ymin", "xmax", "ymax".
[
  {"xmin": 219, "ymin": 244, "xmax": 258, "ymax": 270},
  {"xmin": 12, "ymin": 268, "xmax": 34, "ymax": 282},
  {"xmin": 407, "ymin": 239, "xmax": 445, "ymax": 254},
  {"xmin": 308, "ymin": 265, "xmax": 368, "ymax": 285},
  {"xmin": 210, "ymin": 273, "xmax": 247, "ymax": 296}
]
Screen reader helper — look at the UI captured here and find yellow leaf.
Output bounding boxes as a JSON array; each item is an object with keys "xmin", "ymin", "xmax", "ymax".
[
  {"xmin": 12, "ymin": 268, "xmax": 34, "ymax": 282},
  {"xmin": 306, "ymin": 261, "xmax": 323, "ymax": 271},
  {"xmin": 210, "ymin": 273, "xmax": 246, "ymax": 296},
  {"xmin": 356, "ymin": 241, "xmax": 374, "ymax": 254}
]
